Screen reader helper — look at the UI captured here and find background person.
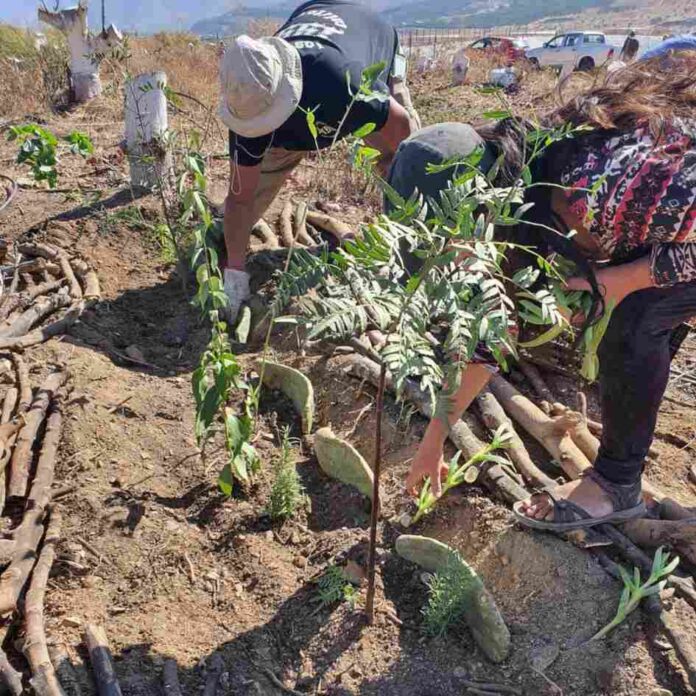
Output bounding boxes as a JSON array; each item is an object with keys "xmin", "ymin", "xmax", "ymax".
[
  {"xmin": 620, "ymin": 30, "xmax": 640, "ymax": 61},
  {"xmin": 218, "ymin": 0, "xmax": 420, "ymax": 320}
]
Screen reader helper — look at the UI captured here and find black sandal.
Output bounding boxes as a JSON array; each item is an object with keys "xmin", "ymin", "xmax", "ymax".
[{"xmin": 512, "ymin": 468, "xmax": 646, "ymax": 532}]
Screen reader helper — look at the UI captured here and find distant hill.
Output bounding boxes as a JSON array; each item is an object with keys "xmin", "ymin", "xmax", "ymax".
[{"xmin": 190, "ymin": 0, "xmax": 695, "ymax": 36}]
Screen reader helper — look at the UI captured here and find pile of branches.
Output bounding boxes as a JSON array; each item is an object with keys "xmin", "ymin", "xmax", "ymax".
[
  {"xmin": 0, "ymin": 359, "xmax": 128, "ymax": 696},
  {"xmin": 0, "ymin": 241, "xmax": 100, "ymax": 351}
]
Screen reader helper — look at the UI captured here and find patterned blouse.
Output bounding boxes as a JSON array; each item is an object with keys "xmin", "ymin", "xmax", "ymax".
[{"xmin": 561, "ymin": 118, "xmax": 696, "ymax": 286}]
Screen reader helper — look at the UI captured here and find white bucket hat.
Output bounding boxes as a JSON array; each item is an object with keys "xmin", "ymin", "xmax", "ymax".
[{"xmin": 219, "ymin": 35, "xmax": 303, "ymax": 138}]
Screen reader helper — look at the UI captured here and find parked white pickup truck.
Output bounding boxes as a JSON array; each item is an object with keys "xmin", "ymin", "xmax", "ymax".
[{"xmin": 525, "ymin": 31, "xmax": 616, "ymax": 72}]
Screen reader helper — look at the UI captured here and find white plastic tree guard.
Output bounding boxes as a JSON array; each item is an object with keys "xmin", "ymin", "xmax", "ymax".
[
  {"xmin": 37, "ymin": 2, "xmax": 122, "ymax": 103},
  {"xmin": 452, "ymin": 48, "xmax": 470, "ymax": 85},
  {"xmin": 124, "ymin": 72, "xmax": 173, "ymax": 190}
]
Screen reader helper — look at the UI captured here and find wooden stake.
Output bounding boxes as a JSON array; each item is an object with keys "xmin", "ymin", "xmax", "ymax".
[{"xmin": 365, "ymin": 362, "xmax": 386, "ymax": 624}]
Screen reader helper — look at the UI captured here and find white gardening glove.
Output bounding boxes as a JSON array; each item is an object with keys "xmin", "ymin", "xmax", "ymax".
[{"xmin": 223, "ymin": 268, "xmax": 250, "ymax": 323}]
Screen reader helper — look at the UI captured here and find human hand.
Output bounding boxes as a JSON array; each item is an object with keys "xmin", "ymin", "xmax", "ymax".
[
  {"xmin": 405, "ymin": 428, "xmax": 449, "ymax": 498},
  {"xmin": 565, "ymin": 258, "xmax": 654, "ymax": 312}
]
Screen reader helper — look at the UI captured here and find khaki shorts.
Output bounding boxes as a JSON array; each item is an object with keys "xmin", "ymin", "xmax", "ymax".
[{"xmin": 248, "ymin": 70, "xmax": 421, "ymax": 225}]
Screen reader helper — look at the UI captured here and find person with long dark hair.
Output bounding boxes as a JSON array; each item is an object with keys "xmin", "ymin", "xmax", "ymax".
[{"xmin": 391, "ymin": 55, "xmax": 696, "ymax": 531}]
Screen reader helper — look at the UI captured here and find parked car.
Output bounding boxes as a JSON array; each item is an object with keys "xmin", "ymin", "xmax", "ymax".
[
  {"xmin": 468, "ymin": 36, "xmax": 529, "ymax": 63},
  {"xmin": 525, "ymin": 31, "xmax": 616, "ymax": 72}
]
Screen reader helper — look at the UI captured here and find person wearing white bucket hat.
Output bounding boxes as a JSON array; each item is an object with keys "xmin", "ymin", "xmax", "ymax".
[{"xmin": 219, "ymin": 0, "xmax": 421, "ymax": 321}]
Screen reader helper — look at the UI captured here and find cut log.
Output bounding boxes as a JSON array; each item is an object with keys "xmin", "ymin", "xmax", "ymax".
[
  {"xmin": 48, "ymin": 645, "xmax": 81, "ymax": 696},
  {"xmin": 125, "ymin": 72, "xmax": 173, "ymax": 190},
  {"xmin": 250, "ymin": 220, "xmax": 280, "ymax": 250},
  {"xmin": 162, "ymin": 659, "xmax": 182, "ymax": 696},
  {"xmin": 475, "ymin": 388, "xmax": 555, "ymax": 489},
  {"xmin": 83, "ymin": 625, "xmax": 122, "ymax": 696},
  {"xmin": 0, "ymin": 294, "xmax": 72, "ymax": 338},
  {"xmin": 0, "ymin": 302, "xmax": 84, "ymax": 351},
  {"xmin": 305, "ymin": 210, "xmax": 355, "ymax": 242},
  {"xmin": 8, "ymin": 372, "xmax": 66, "ymax": 500},
  {"xmin": 17, "ymin": 243, "xmax": 60, "ymax": 262},
  {"xmin": 12, "ymin": 353, "xmax": 32, "ymax": 415},
  {"xmin": 279, "ymin": 200, "xmax": 295, "ymax": 248},
  {"xmin": 23, "ymin": 509, "xmax": 65, "ymax": 696},
  {"xmin": 0, "ymin": 407, "xmax": 62, "ymax": 616}
]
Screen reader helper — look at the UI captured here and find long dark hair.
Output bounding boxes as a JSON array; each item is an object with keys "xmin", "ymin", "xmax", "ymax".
[{"xmin": 475, "ymin": 52, "xmax": 696, "ymax": 336}]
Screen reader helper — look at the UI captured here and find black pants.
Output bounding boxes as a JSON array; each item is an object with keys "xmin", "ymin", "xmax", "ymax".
[{"xmin": 595, "ymin": 282, "xmax": 696, "ymax": 485}]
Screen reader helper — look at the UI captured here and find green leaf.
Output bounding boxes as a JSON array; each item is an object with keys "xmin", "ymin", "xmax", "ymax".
[
  {"xmin": 483, "ymin": 109, "xmax": 512, "ymax": 120},
  {"xmin": 352, "ymin": 122, "xmax": 377, "ymax": 139}
]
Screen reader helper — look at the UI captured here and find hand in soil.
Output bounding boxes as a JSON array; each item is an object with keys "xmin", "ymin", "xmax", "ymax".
[
  {"xmin": 405, "ymin": 429, "xmax": 449, "ymax": 497},
  {"xmin": 519, "ymin": 476, "xmax": 615, "ymax": 520}
]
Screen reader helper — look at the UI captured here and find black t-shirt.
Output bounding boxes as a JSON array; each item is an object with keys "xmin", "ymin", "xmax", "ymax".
[{"xmin": 229, "ymin": 0, "xmax": 397, "ymax": 167}]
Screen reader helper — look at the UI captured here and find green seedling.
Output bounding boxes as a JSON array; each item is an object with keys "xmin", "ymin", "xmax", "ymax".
[
  {"xmin": 314, "ymin": 565, "xmax": 357, "ymax": 611},
  {"xmin": 592, "ymin": 546, "xmax": 679, "ymax": 641},
  {"xmin": 267, "ymin": 427, "xmax": 305, "ymax": 521},
  {"xmin": 7, "ymin": 124, "xmax": 93, "ymax": 189},
  {"xmin": 414, "ymin": 425, "xmax": 512, "ymax": 523},
  {"xmin": 422, "ymin": 550, "xmax": 477, "ymax": 637}
]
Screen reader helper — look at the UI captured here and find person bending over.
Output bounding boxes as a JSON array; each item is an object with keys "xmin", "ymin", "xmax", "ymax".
[
  {"xmin": 219, "ymin": 0, "xmax": 420, "ymax": 319},
  {"xmin": 387, "ymin": 56, "xmax": 696, "ymax": 532}
]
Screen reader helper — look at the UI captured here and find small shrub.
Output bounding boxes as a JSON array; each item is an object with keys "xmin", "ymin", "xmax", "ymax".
[
  {"xmin": 422, "ymin": 551, "xmax": 477, "ymax": 637},
  {"xmin": 267, "ymin": 428, "xmax": 305, "ymax": 521}
]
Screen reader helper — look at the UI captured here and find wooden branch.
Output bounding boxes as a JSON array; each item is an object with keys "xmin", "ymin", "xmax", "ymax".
[
  {"xmin": 162, "ymin": 659, "xmax": 182, "ymax": 696},
  {"xmin": 1, "ymin": 389, "xmax": 17, "ymax": 425},
  {"xmin": 305, "ymin": 210, "xmax": 355, "ymax": 241},
  {"xmin": 11, "ymin": 354, "xmax": 32, "ymax": 415},
  {"xmin": 0, "ymin": 302, "xmax": 84, "ymax": 351},
  {"xmin": 0, "ymin": 294, "xmax": 72, "ymax": 339},
  {"xmin": 293, "ymin": 201, "xmax": 314, "ymax": 246},
  {"xmin": 69, "ymin": 260, "xmax": 99, "ymax": 300},
  {"xmin": 475, "ymin": 388, "xmax": 555, "ymax": 489},
  {"xmin": 517, "ymin": 359, "xmax": 555, "ymax": 407},
  {"xmin": 23, "ymin": 508, "xmax": 65, "ymax": 696},
  {"xmin": 17, "ymin": 244, "xmax": 60, "ymax": 263},
  {"xmin": 620, "ymin": 518, "xmax": 696, "ymax": 567},
  {"xmin": 0, "ymin": 407, "xmax": 62, "ymax": 616},
  {"xmin": 279, "ymin": 201, "xmax": 295, "ymax": 248},
  {"xmin": 27, "ymin": 280, "xmax": 67, "ymax": 302},
  {"xmin": 9, "ymin": 372, "xmax": 65, "ymax": 500},
  {"xmin": 0, "ymin": 646, "xmax": 23, "ymax": 696},
  {"xmin": 83, "ymin": 625, "xmax": 122, "ymax": 696},
  {"xmin": 57, "ymin": 257, "xmax": 81, "ymax": 301},
  {"xmin": 250, "ymin": 220, "xmax": 280, "ymax": 250},
  {"xmin": 488, "ymin": 373, "xmax": 591, "ymax": 480}
]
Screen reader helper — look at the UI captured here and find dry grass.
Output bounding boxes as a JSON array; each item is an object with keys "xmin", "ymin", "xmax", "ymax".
[{"xmin": 0, "ymin": 25, "xmax": 69, "ymax": 118}]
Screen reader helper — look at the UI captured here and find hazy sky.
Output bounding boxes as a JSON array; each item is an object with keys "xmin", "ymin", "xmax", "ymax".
[{"xmin": 0, "ymin": 0, "xmax": 253, "ymax": 32}]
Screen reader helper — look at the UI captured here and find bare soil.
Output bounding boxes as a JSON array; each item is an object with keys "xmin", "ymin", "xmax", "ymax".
[{"xmin": 2, "ymin": 67, "xmax": 696, "ymax": 696}]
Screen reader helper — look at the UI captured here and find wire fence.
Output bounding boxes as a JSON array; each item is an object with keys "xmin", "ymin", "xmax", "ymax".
[{"xmin": 397, "ymin": 24, "xmax": 543, "ymax": 52}]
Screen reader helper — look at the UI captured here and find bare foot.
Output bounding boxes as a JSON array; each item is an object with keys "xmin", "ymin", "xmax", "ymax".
[{"xmin": 519, "ymin": 476, "xmax": 614, "ymax": 521}]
